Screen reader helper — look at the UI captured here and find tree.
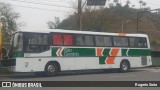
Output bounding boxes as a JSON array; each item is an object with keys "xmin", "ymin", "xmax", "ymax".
[
  {"xmin": 138, "ymin": 0, "xmax": 147, "ymax": 9},
  {"xmin": 113, "ymin": 0, "xmax": 119, "ymax": 5},
  {"xmin": 139, "ymin": 0, "xmax": 143, "ymax": 9},
  {"xmin": 142, "ymin": 2, "xmax": 147, "ymax": 8},
  {"xmin": 47, "ymin": 17, "xmax": 60, "ymax": 29},
  {"xmin": 126, "ymin": 0, "xmax": 130, "ymax": 5},
  {"xmin": 0, "ymin": 2, "xmax": 20, "ymax": 42}
]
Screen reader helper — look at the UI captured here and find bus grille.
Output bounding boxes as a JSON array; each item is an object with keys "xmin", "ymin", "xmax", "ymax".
[{"xmin": 141, "ymin": 56, "xmax": 147, "ymax": 65}]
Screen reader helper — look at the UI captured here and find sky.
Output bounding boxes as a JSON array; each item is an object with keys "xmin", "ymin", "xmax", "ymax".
[{"xmin": 1, "ymin": 0, "xmax": 160, "ymax": 32}]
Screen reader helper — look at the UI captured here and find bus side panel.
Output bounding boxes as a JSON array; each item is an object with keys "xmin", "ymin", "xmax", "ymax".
[
  {"xmin": 112, "ymin": 56, "xmax": 152, "ymax": 68},
  {"xmin": 14, "ymin": 58, "xmax": 63, "ymax": 72},
  {"xmin": 100, "ymin": 57, "xmax": 141, "ymax": 69},
  {"xmin": 75, "ymin": 57, "xmax": 102, "ymax": 70},
  {"xmin": 147, "ymin": 56, "xmax": 152, "ymax": 66},
  {"xmin": 14, "ymin": 57, "xmax": 103, "ymax": 72},
  {"xmin": 13, "ymin": 56, "xmax": 152, "ymax": 72},
  {"xmin": 60, "ymin": 57, "xmax": 75, "ymax": 70}
]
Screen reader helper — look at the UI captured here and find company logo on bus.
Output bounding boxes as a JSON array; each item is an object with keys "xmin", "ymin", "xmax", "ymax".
[{"xmin": 63, "ymin": 48, "xmax": 79, "ymax": 56}]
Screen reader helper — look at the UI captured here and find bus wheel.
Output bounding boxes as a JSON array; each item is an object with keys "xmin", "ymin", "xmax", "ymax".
[
  {"xmin": 44, "ymin": 62, "xmax": 58, "ymax": 77},
  {"xmin": 119, "ymin": 60, "xmax": 130, "ymax": 73}
]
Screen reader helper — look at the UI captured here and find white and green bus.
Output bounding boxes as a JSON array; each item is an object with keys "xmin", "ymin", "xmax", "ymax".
[{"xmin": 2, "ymin": 29, "xmax": 152, "ymax": 76}]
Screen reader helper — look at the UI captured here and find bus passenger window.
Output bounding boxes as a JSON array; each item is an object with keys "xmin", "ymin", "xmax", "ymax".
[
  {"xmin": 64, "ymin": 34, "xmax": 73, "ymax": 45},
  {"xmin": 53, "ymin": 34, "xmax": 63, "ymax": 45},
  {"xmin": 95, "ymin": 36, "xmax": 104, "ymax": 46},
  {"xmin": 104, "ymin": 36, "xmax": 112, "ymax": 46},
  {"xmin": 138, "ymin": 38, "xmax": 147, "ymax": 48},
  {"xmin": 75, "ymin": 35, "xmax": 85, "ymax": 46},
  {"xmin": 113, "ymin": 37, "xmax": 121, "ymax": 47},
  {"xmin": 85, "ymin": 35, "xmax": 94, "ymax": 46},
  {"xmin": 121, "ymin": 37, "xmax": 128, "ymax": 47},
  {"xmin": 129, "ymin": 37, "xmax": 139, "ymax": 47},
  {"xmin": 24, "ymin": 33, "xmax": 49, "ymax": 53}
]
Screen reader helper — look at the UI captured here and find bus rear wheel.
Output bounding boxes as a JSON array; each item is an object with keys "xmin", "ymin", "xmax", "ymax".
[
  {"xmin": 44, "ymin": 62, "xmax": 58, "ymax": 77},
  {"xmin": 119, "ymin": 60, "xmax": 130, "ymax": 73}
]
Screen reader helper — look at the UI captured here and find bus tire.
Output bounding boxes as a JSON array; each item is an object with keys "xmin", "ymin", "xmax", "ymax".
[
  {"xmin": 119, "ymin": 60, "xmax": 130, "ymax": 73},
  {"xmin": 44, "ymin": 62, "xmax": 58, "ymax": 77}
]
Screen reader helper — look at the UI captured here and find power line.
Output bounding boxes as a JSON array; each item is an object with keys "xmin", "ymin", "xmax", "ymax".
[
  {"xmin": 10, "ymin": 0, "xmax": 74, "ymax": 9},
  {"xmin": 12, "ymin": 4, "xmax": 69, "ymax": 13}
]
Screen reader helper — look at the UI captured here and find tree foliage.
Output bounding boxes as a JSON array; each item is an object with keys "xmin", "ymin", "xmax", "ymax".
[
  {"xmin": 0, "ymin": 2, "xmax": 20, "ymax": 42},
  {"xmin": 47, "ymin": 17, "xmax": 60, "ymax": 29},
  {"xmin": 48, "ymin": 4, "xmax": 138, "ymax": 32},
  {"xmin": 47, "ymin": 0, "xmax": 160, "ymax": 50}
]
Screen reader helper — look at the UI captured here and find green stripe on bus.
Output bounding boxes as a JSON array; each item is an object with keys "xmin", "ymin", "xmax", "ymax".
[
  {"xmin": 99, "ymin": 57, "xmax": 106, "ymax": 64},
  {"xmin": 127, "ymin": 49, "xmax": 151, "ymax": 56},
  {"xmin": 122, "ymin": 49, "xmax": 151, "ymax": 56},
  {"xmin": 63, "ymin": 48, "xmax": 96, "ymax": 56},
  {"xmin": 52, "ymin": 47, "xmax": 151, "ymax": 57},
  {"xmin": 16, "ymin": 52, "xmax": 24, "ymax": 57},
  {"xmin": 52, "ymin": 47, "xmax": 59, "ymax": 57},
  {"xmin": 122, "ymin": 49, "xmax": 128, "ymax": 56},
  {"xmin": 52, "ymin": 48, "xmax": 96, "ymax": 57},
  {"xmin": 103, "ymin": 49, "xmax": 110, "ymax": 56}
]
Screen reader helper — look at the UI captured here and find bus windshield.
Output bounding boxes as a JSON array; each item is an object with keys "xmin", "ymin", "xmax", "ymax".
[{"xmin": 10, "ymin": 33, "xmax": 23, "ymax": 58}]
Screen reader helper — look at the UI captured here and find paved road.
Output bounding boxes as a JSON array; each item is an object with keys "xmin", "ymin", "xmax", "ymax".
[
  {"xmin": 0, "ymin": 67, "xmax": 160, "ymax": 90},
  {"xmin": 1, "ymin": 67, "xmax": 160, "ymax": 81}
]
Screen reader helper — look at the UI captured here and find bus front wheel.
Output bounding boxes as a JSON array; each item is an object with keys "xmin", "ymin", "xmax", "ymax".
[
  {"xmin": 44, "ymin": 62, "xmax": 58, "ymax": 76},
  {"xmin": 119, "ymin": 60, "xmax": 130, "ymax": 73}
]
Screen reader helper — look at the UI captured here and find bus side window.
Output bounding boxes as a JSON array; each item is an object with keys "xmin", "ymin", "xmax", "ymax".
[
  {"xmin": 113, "ymin": 37, "xmax": 121, "ymax": 47},
  {"xmin": 104, "ymin": 36, "xmax": 112, "ymax": 46},
  {"xmin": 121, "ymin": 37, "xmax": 128, "ymax": 47},
  {"xmin": 26, "ymin": 34, "xmax": 38, "ymax": 52},
  {"xmin": 138, "ymin": 38, "xmax": 147, "ymax": 48},
  {"xmin": 75, "ymin": 35, "xmax": 85, "ymax": 46},
  {"xmin": 95, "ymin": 36, "xmax": 104, "ymax": 46},
  {"xmin": 53, "ymin": 34, "xmax": 63, "ymax": 45},
  {"xmin": 24, "ymin": 33, "xmax": 49, "ymax": 53},
  {"xmin": 64, "ymin": 34, "xmax": 73, "ymax": 46},
  {"xmin": 129, "ymin": 37, "xmax": 139, "ymax": 48},
  {"xmin": 85, "ymin": 35, "xmax": 94, "ymax": 46}
]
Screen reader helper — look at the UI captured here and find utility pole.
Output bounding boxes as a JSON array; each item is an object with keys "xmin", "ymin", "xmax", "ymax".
[
  {"xmin": 78, "ymin": 0, "xmax": 82, "ymax": 30},
  {"xmin": 0, "ymin": 20, "xmax": 3, "ymax": 59},
  {"xmin": 136, "ymin": 13, "xmax": 139, "ymax": 33},
  {"xmin": 78, "ymin": 0, "xmax": 106, "ymax": 30}
]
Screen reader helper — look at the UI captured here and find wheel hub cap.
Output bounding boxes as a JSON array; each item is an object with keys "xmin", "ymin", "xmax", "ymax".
[{"xmin": 48, "ymin": 65, "xmax": 55, "ymax": 72}]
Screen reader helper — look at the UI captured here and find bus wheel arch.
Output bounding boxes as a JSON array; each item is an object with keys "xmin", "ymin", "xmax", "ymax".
[
  {"xmin": 119, "ymin": 59, "xmax": 130, "ymax": 73},
  {"xmin": 44, "ymin": 61, "xmax": 61, "ymax": 76}
]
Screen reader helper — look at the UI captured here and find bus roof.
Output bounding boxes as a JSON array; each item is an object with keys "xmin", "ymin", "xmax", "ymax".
[{"xmin": 17, "ymin": 29, "xmax": 148, "ymax": 37}]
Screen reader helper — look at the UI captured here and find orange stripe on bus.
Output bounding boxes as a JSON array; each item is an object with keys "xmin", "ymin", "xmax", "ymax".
[
  {"xmin": 106, "ymin": 48, "xmax": 120, "ymax": 64},
  {"xmin": 110, "ymin": 48, "xmax": 119, "ymax": 56},
  {"xmin": 58, "ymin": 48, "xmax": 62, "ymax": 56},
  {"xmin": 106, "ymin": 57, "xmax": 116, "ymax": 64},
  {"xmin": 119, "ymin": 33, "xmax": 126, "ymax": 36},
  {"xmin": 96, "ymin": 48, "xmax": 103, "ymax": 56}
]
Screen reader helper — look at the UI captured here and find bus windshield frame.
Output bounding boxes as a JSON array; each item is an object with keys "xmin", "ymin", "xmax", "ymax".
[{"xmin": 9, "ymin": 32, "xmax": 23, "ymax": 58}]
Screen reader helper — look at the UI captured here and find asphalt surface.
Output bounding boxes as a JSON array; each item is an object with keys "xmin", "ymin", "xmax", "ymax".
[{"xmin": 0, "ymin": 67, "xmax": 160, "ymax": 90}]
